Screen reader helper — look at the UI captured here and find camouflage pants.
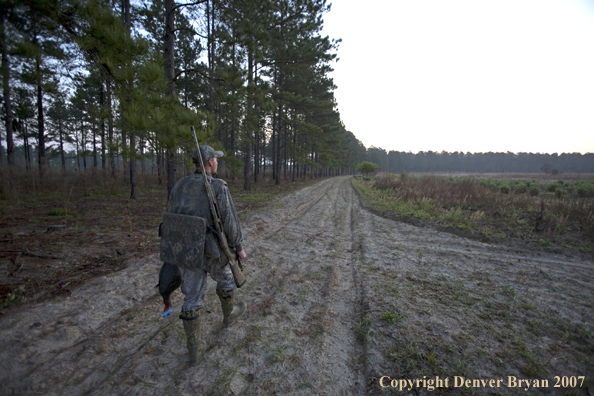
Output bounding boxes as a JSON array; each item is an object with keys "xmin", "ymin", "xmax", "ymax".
[{"xmin": 179, "ymin": 260, "xmax": 235, "ymax": 312}]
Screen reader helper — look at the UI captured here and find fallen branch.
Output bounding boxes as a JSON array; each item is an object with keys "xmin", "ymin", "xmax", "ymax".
[
  {"xmin": 22, "ymin": 250, "xmax": 65, "ymax": 260},
  {"xmin": 4, "ymin": 249, "xmax": 65, "ymax": 260}
]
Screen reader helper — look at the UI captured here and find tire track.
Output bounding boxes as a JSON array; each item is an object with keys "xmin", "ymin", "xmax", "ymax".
[{"xmin": 236, "ymin": 176, "xmax": 366, "ymax": 395}]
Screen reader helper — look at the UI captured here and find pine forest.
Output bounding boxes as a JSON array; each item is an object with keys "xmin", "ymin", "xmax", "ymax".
[{"xmin": 0, "ymin": 0, "xmax": 367, "ymax": 197}]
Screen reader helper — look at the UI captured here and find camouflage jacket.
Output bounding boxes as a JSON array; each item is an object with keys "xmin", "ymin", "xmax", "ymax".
[{"xmin": 166, "ymin": 172, "xmax": 243, "ymax": 262}]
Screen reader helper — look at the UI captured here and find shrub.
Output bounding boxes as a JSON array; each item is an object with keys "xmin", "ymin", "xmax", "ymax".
[
  {"xmin": 400, "ymin": 172, "xmax": 408, "ymax": 184},
  {"xmin": 515, "ymin": 185, "xmax": 527, "ymax": 194},
  {"xmin": 500, "ymin": 185, "xmax": 510, "ymax": 194},
  {"xmin": 355, "ymin": 161, "xmax": 380, "ymax": 177},
  {"xmin": 529, "ymin": 186, "xmax": 540, "ymax": 196},
  {"xmin": 545, "ymin": 183, "xmax": 557, "ymax": 192},
  {"xmin": 47, "ymin": 207, "xmax": 69, "ymax": 216},
  {"xmin": 577, "ymin": 184, "xmax": 594, "ymax": 198}
]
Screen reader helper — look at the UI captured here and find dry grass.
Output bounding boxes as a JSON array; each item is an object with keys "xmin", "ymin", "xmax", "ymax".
[{"xmin": 353, "ymin": 174, "xmax": 594, "ymax": 250}]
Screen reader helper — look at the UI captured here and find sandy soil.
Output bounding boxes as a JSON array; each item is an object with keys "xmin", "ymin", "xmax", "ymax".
[{"xmin": 1, "ymin": 176, "xmax": 592, "ymax": 395}]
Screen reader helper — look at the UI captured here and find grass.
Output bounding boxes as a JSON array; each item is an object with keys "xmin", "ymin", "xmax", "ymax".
[
  {"xmin": 380, "ymin": 311, "xmax": 405, "ymax": 323},
  {"xmin": 355, "ymin": 316, "xmax": 372, "ymax": 341},
  {"xmin": 352, "ymin": 173, "xmax": 594, "ymax": 249},
  {"xmin": 502, "ymin": 285, "xmax": 515, "ymax": 298},
  {"xmin": 271, "ymin": 344, "xmax": 288, "ymax": 363},
  {"xmin": 46, "ymin": 207, "xmax": 70, "ymax": 216},
  {"xmin": 0, "ymin": 286, "xmax": 24, "ymax": 309}
]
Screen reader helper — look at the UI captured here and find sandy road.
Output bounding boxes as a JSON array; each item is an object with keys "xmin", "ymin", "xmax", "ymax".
[{"xmin": 1, "ymin": 176, "xmax": 592, "ymax": 395}]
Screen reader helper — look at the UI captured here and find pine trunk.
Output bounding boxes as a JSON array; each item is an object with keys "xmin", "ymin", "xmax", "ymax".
[
  {"xmin": 36, "ymin": 54, "xmax": 46, "ymax": 180},
  {"xmin": 130, "ymin": 134, "xmax": 137, "ymax": 199},
  {"xmin": 122, "ymin": 130, "xmax": 128, "ymax": 183},
  {"xmin": 207, "ymin": 0, "xmax": 215, "ymax": 113},
  {"xmin": 291, "ymin": 121, "xmax": 297, "ymax": 182},
  {"xmin": 164, "ymin": 0, "xmax": 176, "ymax": 197},
  {"xmin": 124, "ymin": 0, "xmax": 136, "ymax": 198},
  {"xmin": 93, "ymin": 123, "xmax": 98, "ymax": 171},
  {"xmin": 100, "ymin": 80, "xmax": 106, "ymax": 171},
  {"xmin": 81, "ymin": 120, "xmax": 87, "ymax": 171},
  {"xmin": 157, "ymin": 148, "xmax": 163, "ymax": 185},
  {"xmin": 272, "ymin": 111, "xmax": 276, "ymax": 181},
  {"xmin": 107, "ymin": 79, "xmax": 115, "ymax": 178},
  {"xmin": 166, "ymin": 150, "xmax": 176, "ymax": 199},
  {"xmin": 59, "ymin": 121, "xmax": 65, "ymax": 175},
  {"xmin": 274, "ymin": 71, "xmax": 283, "ymax": 186},
  {"xmin": 244, "ymin": 50, "xmax": 254, "ymax": 191},
  {"xmin": 1, "ymin": 13, "xmax": 14, "ymax": 173},
  {"xmin": 76, "ymin": 130, "xmax": 81, "ymax": 172},
  {"xmin": 140, "ymin": 137, "xmax": 145, "ymax": 175},
  {"xmin": 24, "ymin": 132, "xmax": 30, "ymax": 172}
]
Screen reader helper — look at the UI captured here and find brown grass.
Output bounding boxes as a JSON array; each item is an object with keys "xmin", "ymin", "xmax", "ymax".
[{"xmin": 356, "ymin": 173, "xmax": 594, "ymax": 249}]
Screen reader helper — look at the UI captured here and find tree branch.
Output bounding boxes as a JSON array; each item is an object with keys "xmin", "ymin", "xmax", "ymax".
[
  {"xmin": 255, "ymin": 58, "xmax": 319, "ymax": 72},
  {"xmin": 172, "ymin": 0, "xmax": 208, "ymax": 12},
  {"xmin": 267, "ymin": 7, "xmax": 306, "ymax": 30},
  {"xmin": 175, "ymin": 67, "xmax": 206, "ymax": 81}
]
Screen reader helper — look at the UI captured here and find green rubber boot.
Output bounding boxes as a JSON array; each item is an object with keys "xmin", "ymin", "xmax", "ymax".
[
  {"xmin": 216, "ymin": 289, "xmax": 246, "ymax": 327},
  {"xmin": 180, "ymin": 309, "xmax": 201, "ymax": 365}
]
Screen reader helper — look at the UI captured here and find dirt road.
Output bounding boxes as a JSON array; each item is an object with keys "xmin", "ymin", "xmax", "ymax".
[{"xmin": 1, "ymin": 176, "xmax": 592, "ymax": 395}]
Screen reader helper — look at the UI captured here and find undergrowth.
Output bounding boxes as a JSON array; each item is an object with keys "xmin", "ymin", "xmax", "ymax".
[{"xmin": 0, "ymin": 166, "xmax": 327, "ymax": 310}]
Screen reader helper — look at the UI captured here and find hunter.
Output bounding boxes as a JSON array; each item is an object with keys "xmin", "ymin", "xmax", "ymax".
[{"xmin": 160, "ymin": 145, "xmax": 247, "ymax": 365}]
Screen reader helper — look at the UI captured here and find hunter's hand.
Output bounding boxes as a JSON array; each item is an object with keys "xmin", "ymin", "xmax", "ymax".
[{"xmin": 237, "ymin": 249, "xmax": 246, "ymax": 262}]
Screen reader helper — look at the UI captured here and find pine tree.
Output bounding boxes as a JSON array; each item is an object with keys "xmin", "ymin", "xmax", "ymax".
[
  {"xmin": 47, "ymin": 92, "xmax": 73, "ymax": 174},
  {"xmin": 0, "ymin": 6, "xmax": 15, "ymax": 171},
  {"xmin": 12, "ymin": 86, "xmax": 36, "ymax": 172}
]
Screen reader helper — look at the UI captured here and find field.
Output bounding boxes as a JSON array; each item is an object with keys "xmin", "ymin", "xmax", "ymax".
[{"xmin": 352, "ymin": 173, "xmax": 594, "ymax": 252}]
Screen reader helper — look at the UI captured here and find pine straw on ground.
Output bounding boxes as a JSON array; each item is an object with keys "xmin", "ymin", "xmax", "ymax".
[{"xmin": 0, "ymin": 169, "xmax": 327, "ymax": 312}]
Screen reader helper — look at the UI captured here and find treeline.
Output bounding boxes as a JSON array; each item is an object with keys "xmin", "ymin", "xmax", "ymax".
[
  {"xmin": 0, "ymin": 0, "xmax": 367, "ymax": 197},
  {"xmin": 367, "ymin": 147, "xmax": 594, "ymax": 174}
]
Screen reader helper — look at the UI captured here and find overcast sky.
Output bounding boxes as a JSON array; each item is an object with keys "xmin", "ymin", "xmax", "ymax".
[{"xmin": 322, "ymin": 0, "xmax": 594, "ymax": 154}]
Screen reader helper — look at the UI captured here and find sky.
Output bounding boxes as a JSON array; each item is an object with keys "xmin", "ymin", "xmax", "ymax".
[{"xmin": 321, "ymin": 0, "xmax": 594, "ymax": 154}]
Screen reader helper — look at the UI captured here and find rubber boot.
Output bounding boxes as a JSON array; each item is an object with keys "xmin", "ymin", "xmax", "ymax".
[
  {"xmin": 216, "ymin": 289, "xmax": 246, "ymax": 327},
  {"xmin": 180, "ymin": 310, "xmax": 201, "ymax": 365}
]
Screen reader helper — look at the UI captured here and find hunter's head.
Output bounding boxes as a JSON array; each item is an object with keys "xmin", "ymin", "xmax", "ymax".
[{"xmin": 192, "ymin": 145, "xmax": 223, "ymax": 175}]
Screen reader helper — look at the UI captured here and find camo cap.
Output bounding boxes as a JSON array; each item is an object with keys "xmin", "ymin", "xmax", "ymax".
[{"xmin": 192, "ymin": 145, "xmax": 224, "ymax": 165}]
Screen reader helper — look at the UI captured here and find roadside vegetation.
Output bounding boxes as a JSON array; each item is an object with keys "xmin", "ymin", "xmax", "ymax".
[{"xmin": 352, "ymin": 173, "xmax": 594, "ymax": 251}]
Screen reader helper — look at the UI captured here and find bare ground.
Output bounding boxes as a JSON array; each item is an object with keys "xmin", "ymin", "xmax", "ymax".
[{"xmin": 1, "ymin": 176, "xmax": 592, "ymax": 395}]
